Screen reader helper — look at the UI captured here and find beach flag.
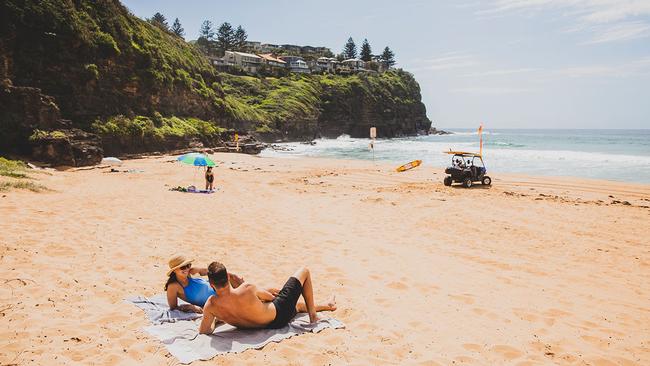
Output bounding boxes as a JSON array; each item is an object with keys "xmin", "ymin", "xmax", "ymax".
[{"xmin": 478, "ymin": 124, "xmax": 484, "ymax": 156}]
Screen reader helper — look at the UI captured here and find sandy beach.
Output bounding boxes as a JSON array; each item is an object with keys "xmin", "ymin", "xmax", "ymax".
[{"xmin": 1, "ymin": 153, "xmax": 649, "ymax": 365}]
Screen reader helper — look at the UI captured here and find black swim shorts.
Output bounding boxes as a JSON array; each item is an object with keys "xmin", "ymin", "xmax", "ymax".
[{"xmin": 266, "ymin": 276, "xmax": 302, "ymax": 329}]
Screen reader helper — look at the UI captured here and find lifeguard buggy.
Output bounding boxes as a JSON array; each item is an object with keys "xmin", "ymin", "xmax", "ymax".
[{"xmin": 443, "ymin": 152, "xmax": 491, "ymax": 188}]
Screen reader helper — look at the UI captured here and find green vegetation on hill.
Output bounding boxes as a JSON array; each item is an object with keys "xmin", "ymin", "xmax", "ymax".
[
  {"xmin": 91, "ymin": 114, "xmax": 228, "ymax": 143},
  {"xmin": 1, "ymin": 0, "xmax": 430, "ymax": 158},
  {"xmin": 0, "ymin": 157, "xmax": 47, "ymax": 191},
  {"xmin": 0, "ymin": 157, "xmax": 28, "ymax": 178}
]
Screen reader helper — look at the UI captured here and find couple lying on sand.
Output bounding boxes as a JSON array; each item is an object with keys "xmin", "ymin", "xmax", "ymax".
[{"xmin": 165, "ymin": 255, "xmax": 337, "ymax": 333}]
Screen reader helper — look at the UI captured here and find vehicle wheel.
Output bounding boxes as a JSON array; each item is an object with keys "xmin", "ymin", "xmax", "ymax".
[
  {"xmin": 463, "ymin": 177, "xmax": 472, "ymax": 188},
  {"xmin": 482, "ymin": 176, "xmax": 492, "ymax": 186},
  {"xmin": 443, "ymin": 176, "xmax": 452, "ymax": 186}
]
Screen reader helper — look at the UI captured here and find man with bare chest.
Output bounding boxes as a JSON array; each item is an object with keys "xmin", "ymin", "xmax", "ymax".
[{"xmin": 199, "ymin": 262, "xmax": 336, "ymax": 334}]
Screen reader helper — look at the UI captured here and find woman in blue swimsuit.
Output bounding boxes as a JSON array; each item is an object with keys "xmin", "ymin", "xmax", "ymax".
[{"xmin": 165, "ymin": 255, "xmax": 244, "ymax": 313}]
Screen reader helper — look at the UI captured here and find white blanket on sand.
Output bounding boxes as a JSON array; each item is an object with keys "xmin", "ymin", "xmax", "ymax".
[{"xmin": 127, "ymin": 294, "xmax": 344, "ymax": 364}]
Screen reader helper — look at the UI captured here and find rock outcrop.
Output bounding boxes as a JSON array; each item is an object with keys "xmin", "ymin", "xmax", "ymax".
[
  {"xmin": 0, "ymin": 0, "xmax": 433, "ymax": 165},
  {"xmin": 0, "ymin": 81, "xmax": 104, "ymax": 166},
  {"xmin": 318, "ymin": 71, "xmax": 430, "ymax": 139},
  {"xmin": 31, "ymin": 128, "xmax": 103, "ymax": 166}
]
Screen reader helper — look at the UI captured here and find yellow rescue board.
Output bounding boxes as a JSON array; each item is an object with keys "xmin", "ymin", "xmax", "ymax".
[{"xmin": 396, "ymin": 160, "xmax": 422, "ymax": 172}]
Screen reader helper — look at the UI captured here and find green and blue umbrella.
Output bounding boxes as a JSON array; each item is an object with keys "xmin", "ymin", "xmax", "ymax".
[{"xmin": 177, "ymin": 152, "xmax": 216, "ymax": 167}]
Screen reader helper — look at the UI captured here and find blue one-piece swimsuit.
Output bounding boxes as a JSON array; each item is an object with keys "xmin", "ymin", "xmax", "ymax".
[{"xmin": 183, "ymin": 277, "xmax": 216, "ymax": 307}]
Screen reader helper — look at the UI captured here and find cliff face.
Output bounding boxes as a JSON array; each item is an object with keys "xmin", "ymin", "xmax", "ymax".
[
  {"xmin": 318, "ymin": 71, "xmax": 430, "ymax": 139},
  {"xmin": 0, "ymin": 0, "xmax": 431, "ymax": 165}
]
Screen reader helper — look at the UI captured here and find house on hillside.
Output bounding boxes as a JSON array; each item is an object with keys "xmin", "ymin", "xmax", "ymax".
[
  {"xmin": 281, "ymin": 44, "xmax": 302, "ymax": 53},
  {"xmin": 278, "ymin": 56, "xmax": 311, "ymax": 73},
  {"xmin": 258, "ymin": 53, "xmax": 287, "ymax": 69},
  {"xmin": 371, "ymin": 55, "xmax": 390, "ymax": 72},
  {"xmin": 244, "ymin": 41, "xmax": 262, "ymax": 52},
  {"xmin": 314, "ymin": 46, "xmax": 331, "ymax": 54},
  {"xmin": 224, "ymin": 51, "xmax": 262, "ymax": 73},
  {"xmin": 260, "ymin": 43, "xmax": 280, "ymax": 53},
  {"xmin": 342, "ymin": 58, "xmax": 366, "ymax": 72},
  {"xmin": 314, "ymin": 57, "xmax": 338, "ymax": 73}
]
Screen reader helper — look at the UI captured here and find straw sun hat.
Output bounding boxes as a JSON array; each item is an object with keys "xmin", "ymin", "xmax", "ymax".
[{"xmin": 167, "ymin": 255, "xmax": 193, "ymax": 276}]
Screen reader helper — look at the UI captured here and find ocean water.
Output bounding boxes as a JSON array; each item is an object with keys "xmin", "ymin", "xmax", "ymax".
[{"xmin": 260, "ymin": 129, "xmax": 650, "ymax": 183}]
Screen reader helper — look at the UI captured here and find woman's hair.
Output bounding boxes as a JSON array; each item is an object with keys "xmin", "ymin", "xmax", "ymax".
[{"xmin": 165, "ymin": 272, "xmax": 178, "ymax": 290}]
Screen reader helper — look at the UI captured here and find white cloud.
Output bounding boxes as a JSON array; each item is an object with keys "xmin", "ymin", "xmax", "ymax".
[
  {"xmin": 584, "ymin": 21, "xmax": 650, "ymax": 44},
  {"xmin": 461, "ymin": 68, "xmax": 539, "ymax": 77},
  {"xmin": 409, "ymin": 53, "xmax": 479, "ymax": 71},
  {"xmin": 451, "ymin": 86, "xmax": 536, "ymax": 95},
  {"xmin": 557, "ymin": 56, "xmax": 650, "ymax": 77},
  {"xmin": 481, "ymin": 0, "xmax": 650, "ymax": 44}
]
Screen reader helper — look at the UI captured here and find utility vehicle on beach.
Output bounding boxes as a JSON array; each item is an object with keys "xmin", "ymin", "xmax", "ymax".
[{"xmin": 443, "ymin": 151, "xmax": 491, "ymax": 188}]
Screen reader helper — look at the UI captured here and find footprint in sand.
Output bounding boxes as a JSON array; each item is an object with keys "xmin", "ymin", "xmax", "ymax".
[
  {"xmin": 512, "ymin": 308, "xmax": 539, "ymax": 322},
  {"xmin": 490, "ymin": 345, "xmax": 524, "ymax": 360},
  {"xmin": 449, "ymin": 294, "xmax": 475, "ymax": 305},
  {"xmin": 375, "ymin": 297, "xmax": 389, "ymax": 304},
  {"xmin": 387, "ymin": 281, "xmax": 408, "ymax": 290},
  {"xmin": 462, "ymin": 343, "xmax": 483, "ymax": 352}
]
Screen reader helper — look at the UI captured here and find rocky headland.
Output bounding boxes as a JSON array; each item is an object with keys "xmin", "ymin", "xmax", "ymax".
[{"xmin": 0, "ymin": 0, "xmax": 433, "ymax": 166}]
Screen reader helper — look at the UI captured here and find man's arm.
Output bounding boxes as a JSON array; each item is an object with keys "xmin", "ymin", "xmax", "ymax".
[
  {"xmin": 253, "ymin": 284, "xmax": 275, "ymax": 302},
  {"xmin": 190, "ymin": 268, "xmax": 243, "ymax": 288},
  {"xmin": 190, "ymin": 267, "xmax": 208, "ymax": 276},
  {"xmin": 228, "ymin": 273, "xmax": 244, "ymax": 288},
  {"xmin": 199, "ymin": 305, "xmax": 220, "ymax": 335}
]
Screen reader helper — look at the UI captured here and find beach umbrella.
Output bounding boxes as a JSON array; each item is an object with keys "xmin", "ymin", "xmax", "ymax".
[
  {"xmin": 177, "ymin": 153, "xmax": 216, "ymax": 187},
  {"xmin": 177, "ymin": 153, "xmax": 216, "ymax": 167},
  {"xmin": 101, "ymin": 157, "xmax": 123, "ymax": 166}
]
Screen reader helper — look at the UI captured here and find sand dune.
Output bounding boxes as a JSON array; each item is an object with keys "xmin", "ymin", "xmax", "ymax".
[{"xmin": 1, "ymin": 153, "xmax": 648, "ymax": 365}]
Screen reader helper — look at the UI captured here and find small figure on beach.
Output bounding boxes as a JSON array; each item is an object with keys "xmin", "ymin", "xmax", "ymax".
[
  {"xmin": 165, "ymin": 255, "xmax": 243, "ymax": 313},
  {"xmin": 205, "ymin": 167, "xmax": 214, "ymax": 191},
  {"xmin": 199, "ymin": 263, "xmax": 336, "ymax": 334}
]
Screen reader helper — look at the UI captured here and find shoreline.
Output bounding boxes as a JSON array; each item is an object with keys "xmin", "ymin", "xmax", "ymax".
[
  {"xmin": 1, "ymin": 153, "xmax": 648, "ymax": 365},
  {"xmin": 257, "ymin": 152, "xmax": 650, "ymax": 190}
]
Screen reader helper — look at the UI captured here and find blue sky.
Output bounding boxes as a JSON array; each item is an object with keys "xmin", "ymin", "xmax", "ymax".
[{"xmin": 122, "ymin": 0, "xmax": 650, "ymax": 129}]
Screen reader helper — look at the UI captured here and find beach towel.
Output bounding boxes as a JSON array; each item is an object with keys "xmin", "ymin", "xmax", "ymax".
[
  {"xmin": 126, "ymin": 294, "xmax": 202, "ymax": 324},
  {"xmin": 127, "ymin": 294, "xmax": 345, "ymax": 364},
  {"xmin": 169, "ymin": 186, "xmax": 217, "ymax": 193}
]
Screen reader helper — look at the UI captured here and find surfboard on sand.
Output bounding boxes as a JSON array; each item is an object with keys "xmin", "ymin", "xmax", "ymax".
[{"xmin": 396, "ymin": 160, "xmax": 422, "ymax": 172}]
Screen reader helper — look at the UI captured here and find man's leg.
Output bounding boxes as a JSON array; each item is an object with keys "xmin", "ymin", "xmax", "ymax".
[
  {"xmin": 292, "ymin": 266, "xmax": 317, "ymax": 323},
  {"xmin": 296, "ymin": 296, "xmax": 336, "ymax": 313}
]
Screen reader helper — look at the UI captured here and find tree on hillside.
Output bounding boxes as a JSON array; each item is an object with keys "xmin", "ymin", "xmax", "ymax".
[
  {"xmin": 216, "ymin": 22, "xmax": 235, "ymax": 55},
  {"xmin": 336, "ymin": 53, "xmax": 345, "ymax": 62},
  {"xmin": 197, "ymin": 20, "xmax": 215, "ymax": 54},
  {"xmin": 233, "ymin": 25, "xmax": 248, "ymax": 51},
  {"xmin": 150, "ymin": 12, "xmax": 169, "ymax": 31},
  {"xmin": 343, "ymin": 37, "xmax": 357, "ymax": 59},
  {"xmin": 323, "ymin": 49, "xmax": 335, "ymax": 58},
  {"xmin": 381, "ymin": 46, "xmax": 396, "ymax": 67},
  {"xmin": 360, "ymin": 39, "xmax": 372, "ymax": 62},
  {"xmin": 171, "ymin": 18, "xmax": 184, "ymax": 38},
  {"xmin": 199, "ymin": 20, "xmax": 215, "ymax": 40}
]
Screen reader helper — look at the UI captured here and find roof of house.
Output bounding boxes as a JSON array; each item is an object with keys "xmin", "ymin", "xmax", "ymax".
[
  {"xmin": 258, "ymin": 54, "xmax": 286, "ymax": 64},
  {"xmin": 226, "ymin": 51, "xmax": 261, "ymax": 59},
  {"xmin": 342, "ymin": 58, "xmax": 364, "ymax": 63}
]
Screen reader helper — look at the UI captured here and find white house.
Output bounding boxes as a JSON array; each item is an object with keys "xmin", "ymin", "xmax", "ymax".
[
  {"xmin": 223, "ymin": 51, "xmax": 262, "ymax": 73},
  {"xmin": 278, "ymin": 56, "xmax": 311, "ymax": 74},
  {"xmin": 342, "ymin": 58, "xmax": 366, "ymax": 72},
  {"xmin": 315, "ymin": 57, "xmax": 338, "ymax": 73}
]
